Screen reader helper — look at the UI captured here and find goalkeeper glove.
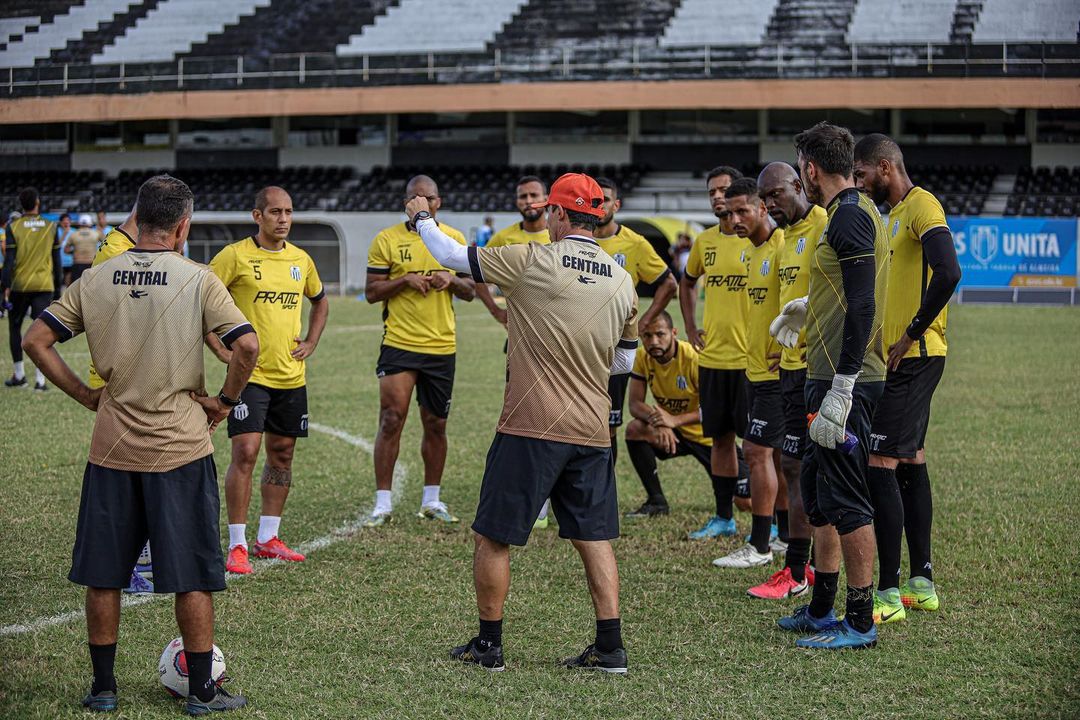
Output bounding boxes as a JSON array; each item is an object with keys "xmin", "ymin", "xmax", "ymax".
[
  {"xmin": 769, "ymin": 296, "xmax": 808, "ymax": 349},
  {"xmin": 808, "ymin": 373, "xmax": 857, "ymax": 450}
]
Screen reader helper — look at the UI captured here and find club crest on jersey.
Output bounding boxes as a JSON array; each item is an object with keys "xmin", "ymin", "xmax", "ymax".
[
  {"xmin": 892, "ymin": 219, "xmax": 901, "ymax": 237},
  {"xmin": 613, "ymin": 253, "xmax": 627, "ymax": 268},
  {"xmin": 290, "ymin": 265, "xmax": 302, "ymax": 282},
  {"xmin": 739, "ymin": 250, "xmax": 748, "ymax": 263},
  {"xmin": 676, "ymin": 375, "xmax": 687, "ymax": 390},
  {"xmin": 233, "ymin": 403, "xmax": 249, "ymax": 421},
  {"xmin": 759, "ymin": 259, "xmax": 771, "ymax": 276},
  {"xmin": 796, "ymin": 237, "xmax": 806, "ymax": 254}
]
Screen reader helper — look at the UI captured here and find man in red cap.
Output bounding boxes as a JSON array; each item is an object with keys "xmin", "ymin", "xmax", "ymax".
[{"xmin": 406, "ymin": 173, "xmax": 639, "ymax": 674}]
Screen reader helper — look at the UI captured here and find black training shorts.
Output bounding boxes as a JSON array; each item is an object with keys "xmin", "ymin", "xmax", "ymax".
[
  {"xmin": 473, "ymin": 433, "xmax": 619, "ymax": 547},
  {"xmin": 699, "ymin": 367, "xmax": 748, "ymax": 440},
  {"xmin": 228, "ymin": 383, "xmax": 309, "ymax": 438},
  {"xmin": 655, "ymin": 433, "xmax": 712, "ymax": 470},
  {"xmin": 745, "ymin": 379, "xmax": 785, "ymax": 450},
  {"xmin": 800, "ymin": 379, "xmax": 884, "ymax": 536},
  {"xmin": 780, "ymin": 367, "xmax": 808, "ymax": 460},
  {"xmin": 68, "ymin": 456, "xmax": 225, "ymax": 593},
  {"xmin": 869, "ymin": 356, "xmax": 946, "ymax": 459},
  {"xmin": 376, "ymin": 345, "xmax": 456, "ymax": 419},
  {"xmin": 608, "ymin": 373, "xmax": 630, "ymax": 428}
]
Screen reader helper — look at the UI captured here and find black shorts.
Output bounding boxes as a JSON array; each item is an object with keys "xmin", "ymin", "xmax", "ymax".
[
  {"xmin": 376, "ymin": 345, "xmax": 456, "ymax": 419},
  {"xmin": 71, "ymin": 263, "xmax": 91, "ymax": 282},
  {"xmin": 745, "ymin": 379, "xmax": 785, "ymax": 450},
  {"xmin": 228, "ymin": 383, "xmax": 309, "ymax": 438},
  {"xmin": 800, "ymin": 379, "xmax": 884, "ymax": 535},
  {"xmin": 473, "ymin": 433, "xmax": 619, "ymax": 547},
  {"xmin": 68, "ymin": 456, "xmax": 225, "ymax": 593},
  {"xmin": 656, "ymin": 433, "xmax": 712, "ymax": 471},
  {"xmin": 780, "ymin": 368, "xmax": 808, "ymax": 460},
  {"xmin": 869, "ymin": 357, "xmax": 946, "ymax": 459},
  {"xmin": 608, "ymin": 373, "xmax": 630, "ymax": 428},
  {"xmin": 699, "ymin": 367, "xmax": 748, "ymax": 439}
]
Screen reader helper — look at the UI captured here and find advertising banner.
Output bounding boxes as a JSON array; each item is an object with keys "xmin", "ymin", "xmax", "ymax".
[{"xmin": 948, "ymin": 217, "xmax": 1078, "ymax": 288}]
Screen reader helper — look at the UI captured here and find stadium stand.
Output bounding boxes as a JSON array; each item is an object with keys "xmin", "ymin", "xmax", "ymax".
[
  {"xmin": 766, "ymin": 0, "xmax": 856, "ymax": 45},
  {"xmin": 46, "ymin": 1, "xmax": 162, "ymax": 65},
  {"xmin": 1006, "ymin": 166, "xmax": 1080, "ymax": 217},
  {"xmin": 847, "ymin": 0, "xmax": 954, "ymax": 44},
  {"xmin": 0, "ymin": 0, "xmax": 137, "ymax": 68},
  {"xmin": 973, "ymin": 0, "xmax": 1080, "ymax": 43},
  {"xmin": 491, "ymin": 0, "xmax": 682, "ymax": 52},
  {"xmin": 91, "ymin": 0, "xmax": 272, "ymax": 65},
  {"xmin": 660, "ymin": 0, "xmax": 778, "ymax": 47},
  {"xmin": 337, "ymin": 0, "xmax": 528, "ymax": 56}
]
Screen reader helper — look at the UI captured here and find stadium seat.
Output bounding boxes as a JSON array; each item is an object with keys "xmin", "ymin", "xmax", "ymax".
[
  {"xmin": 0, "ymin": 0, "xmax": 137, "ymax": 68},
  {"xmin": 660, "ymin": 0, "xmax": 779, "ymax": 47},
  {"xmin": 847, "ymin": 0, "xmax": 955, "ymax": 44},
  {"xmin": 973, "ymin": 0, "xmax": 1080, "ymax": 43}
]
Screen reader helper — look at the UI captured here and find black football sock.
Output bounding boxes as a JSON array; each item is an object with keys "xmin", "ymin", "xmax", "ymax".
[
  {"xmin": 775, "ymin": 509, "xmax": 789, "ymax": 543},
  {"xmin": 88, "ymin": 643, "xmax": 117, "ymax": 694},
  {"xmin": 785, "ymin": 538, "xmax": 811, "ymax": 582},
  {"xmin": 186, "ymin": 649, "xmax": 216, "ymax": 703},
  {"xmin": 626, "ymin": 440, "xmax": 666, "ymax": 505},
  {"xmin": 711, "ymin": 475, "xmax": 737, "ymax": 520},
  {"xmin": 898, "ymin": 463, "xmax": 934, "ymax": 582},
  {"xmin": 867, "ymin": 466, "xmax": 903, "ymax": 591},
  {"xmin": 595, "ymin": 618, "xmax": 623, "ymax": 653},
  {"xmin": 845, "ymin": 584, "xmax": 875, "ymax": 634},
  {"xmin": 750, "ymin": 514, "xmax": 773, "ymax": 554},
  {"xmin": 736, "ymin": 444, "xmax": 750, "ymax": 481},
  {"xmin": 478, "ymin": 618, "xmax": 503, "ymax": 647},
  {"xmin": 808, "ymin": 571, "xmax": 839, "ymax": 619}
]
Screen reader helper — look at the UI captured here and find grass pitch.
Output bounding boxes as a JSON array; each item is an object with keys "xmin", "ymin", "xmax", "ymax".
[{"xmin": 1, "ymin": 298, "xmax": 1078, "ymax": 719}]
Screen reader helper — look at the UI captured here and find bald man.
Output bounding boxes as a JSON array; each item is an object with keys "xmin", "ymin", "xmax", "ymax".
[
  {"xmin": 364, "ymin": 175, "xmax": 476, "ymax": 526},
  {"xmin": 208, "ymin": 186, "xmax": 330, "ymax": 574}
]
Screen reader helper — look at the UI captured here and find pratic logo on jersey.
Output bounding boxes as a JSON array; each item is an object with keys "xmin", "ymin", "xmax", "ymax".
[
  {"xmin": 113, "ymin": 270, "xmax": 168, "ymax": 286},
  {"xmin": 747, "ymin": 287, "xmax": 770, "ymax": 305},
  {"xmin": 953, "ymin": 224, "xmax": 1063, "ymax": 268},
  {"xmin": 562, "ymin": 255, "xmax": 613, "ymax": 277},
  {"xmin": 705, "ymin": 274, "xmax": 747, "ymax": 291},
  {"xmin": 253, "ymin": 290, "xmax": 301, "ymax": 310},
  {"xmin": 778, "ymin": 265, "xmax": 800, "ymax": 285},
  {"xmin": 656, "ymin": 396, "xmax": 690, "ymax": 414}
]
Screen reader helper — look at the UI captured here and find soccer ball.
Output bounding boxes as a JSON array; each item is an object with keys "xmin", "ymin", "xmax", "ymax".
[{"xmin": 157, "ymin": 637, "xmax": 226, "ymax": 698}]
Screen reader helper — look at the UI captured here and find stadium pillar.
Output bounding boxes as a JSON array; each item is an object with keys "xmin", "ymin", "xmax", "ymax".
[
  {"xmin": 628, "ymin": 110, "xmax": 640, "ymax": 143},
  {"xmin": 272, "ymin": 117, "xmax": 288, "ymax": 149},
  {"xmin": 890, "ymin": 109, "xmax": 902, "ymax": 138}
]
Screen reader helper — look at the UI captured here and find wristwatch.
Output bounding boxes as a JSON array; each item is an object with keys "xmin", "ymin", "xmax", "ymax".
[
  {"xmin": 217, "ymin": 390, "xmax": 242, "ymax": 407},
  {"xmin": 411, "ymin": 210, "xmax": 432, "ymax": 225}
]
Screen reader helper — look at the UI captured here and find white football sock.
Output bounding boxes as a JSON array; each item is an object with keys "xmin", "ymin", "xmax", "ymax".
[
  {"xmin": 421, "ymin": 485, "xmax": 441, "ymax": 508},
  {"xmin": 35, "ymin": 368, "xmax": 45, "ymax": 385},
  {"xmin": 374, "ymin": 489, "xmax": 393, "ymax": 515},
  {"xmin": 228, "ymin": 524, "xmax": 247, "ymax": 549},
  {"xmin": 257, "ymin": 515, "xmax": 281, "ymax": 544},
  {"xmin": 13, "ymin": 361, "xmax": 24, "ymax": 380},
  {"xmin": 537, "ymin": 499, "xmax": 550, "ymax": 521}
]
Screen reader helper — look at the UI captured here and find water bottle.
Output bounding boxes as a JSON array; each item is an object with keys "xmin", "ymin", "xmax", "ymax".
[{"xmin": 806, "ymin": 413, "xmax": 859, "ymax": 454}]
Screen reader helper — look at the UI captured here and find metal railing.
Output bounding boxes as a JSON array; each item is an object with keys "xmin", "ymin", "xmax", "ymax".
[{"xmin": 4, "ymin": 42, "xmax": 1078, "ymax": 96}]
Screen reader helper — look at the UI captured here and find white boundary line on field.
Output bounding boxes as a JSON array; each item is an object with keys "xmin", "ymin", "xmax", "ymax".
[{"xmin": 0, "ymin": 423, "xmax": 401, "ymax": 637}]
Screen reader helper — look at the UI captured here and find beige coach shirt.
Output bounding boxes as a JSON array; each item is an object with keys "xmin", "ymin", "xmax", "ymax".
[
  {"xmin": 42, "ymin": 249, "xmax": 254, "ymax": 472},
  {"xmin": 467, "ymin": 236, "xmax": 638, "ymax": 447}
]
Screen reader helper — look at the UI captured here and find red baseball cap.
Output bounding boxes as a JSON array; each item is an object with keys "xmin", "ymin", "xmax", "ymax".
[{"xmin": 531, "ymin": 173, "xmax": 605, "ymax": 218}]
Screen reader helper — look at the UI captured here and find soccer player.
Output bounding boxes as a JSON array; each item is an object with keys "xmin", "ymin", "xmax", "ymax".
[
  {"xmin": 364, "ymin": 174, "xmax": 476, "ymax": 526},
  {"xmin": 595, "ymin": 177, "xmax": 677, "ymax": 464},
  {"xmin": 22, "ymin": 174, "xmax": 256, "ymax": 713},
  {"xmin": 66, "ymin": 214, "xmax": 103, "ymax": 283},
  {"xmin": 474, "ymin": 176, "xmax": 549, "ymax": 327},
  {"xmin": 623, "ymin": 311, "xmax": 720, "ymax": 519},
  {"xmin": 746, "ymin": 161, "xmax": 828, "ymax": 599},
  {"xmin": 2, "ymin": 187, "xmax": 59, "ymax": 390},
  {"xmin": 209, "ymin": 187, "xmax": 329, "ymax": 575},
  {"xmin": 772, "ymin": 122, "xmax": 889, "ymax": 649},
  {"xmin": 854, "ymin": 134, "xmax": 961, "ymax": 622},
  {"xmin": 407, "ymin": 172, "xmax": 638, "ymax": 673},
  {"xmin": 712, "ymin": 178, "xmax": 788, "ymax": 569},
  {"xmin": 679, "ymin": 166, "xmax": 753, "ymax": 539}
]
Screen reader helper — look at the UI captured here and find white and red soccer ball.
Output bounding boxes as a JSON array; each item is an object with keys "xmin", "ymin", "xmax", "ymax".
[{"xmin": 157, "ymin": 638, "xmax": 226, "ymax": 698}]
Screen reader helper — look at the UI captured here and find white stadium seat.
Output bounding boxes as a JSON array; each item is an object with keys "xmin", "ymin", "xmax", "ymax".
[
  {"xmin": 337, "ymin": 0, "xmax": 529, "ymax": 56},
  {"xmin": 0, "ymin": 0, "xmax": 136, "ymax": 68},
  {"xmin": 92, "ymin": 0, "xmax": 272, "ymax": 65},
  {"xmin": 973, "ymin": 0, "xmax": 1079, "ymax": 42},
  {"xmin": 660, "ymin": 0, "xmax": 780, "ymax": 47},
  {"xmin": 847, "ymin": 0, "xmax": 955, "ymax": 44}
]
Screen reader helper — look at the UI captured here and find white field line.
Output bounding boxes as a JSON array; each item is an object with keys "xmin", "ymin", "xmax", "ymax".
[{"xmin": 0, "ymin": 423, "xmax": 402, "ymax": 637}]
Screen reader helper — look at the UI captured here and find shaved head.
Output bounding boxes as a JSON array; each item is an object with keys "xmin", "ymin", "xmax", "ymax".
[
  {"xmin": 255, "ymin": 185, "xmax": 291, "ymax": 212},
  {"xmin": 405, "ymin": 174, "xmax": 439, "ymax": 198},
  {"xmin": 757, "ymin": 162, "xmax": 808, "ymax": 228},
  {"xmin": 758, "ymin": 162, "xmax": 800, "ymax": 188}
]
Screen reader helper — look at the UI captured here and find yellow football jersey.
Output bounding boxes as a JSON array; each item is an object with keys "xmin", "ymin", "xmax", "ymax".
[
  {"xmin": 684, "ymin": 226, "xmax": 750, "ymax": 370},
  {"xmin": 7, "ymin": 215, "xmax": 58, "ymax": 292},
  {"xmin": 487, "ymin": 222, "xmax": 550, "ymax": 248},
  {"xmin": 631, "ymin": 339, "xmax": 709, "ymax": 447},
  {"xmin": 596, "ymin": 224, "xmax": 670, "ymax": 285},
  {"xmin": 91, "ymin": 227, "xmax": 135, "ymax": 267},
  {"xmin": 745, "ymin": 228, "xmax": 784, "ymax": 383},
  {"xmin": 777, "ymin": 205, "xmax": 828, "ymax": 370},
  {"xmin": 210, "ymin": 238, "xmax": 323, "ymax": 390},
  {"xmin": 885, "ymin": 187, "xmax": 950, "ymax": 359},
  {"xmin": 367, "ymin": 221, "xmax": 467, "ymax": 355}
]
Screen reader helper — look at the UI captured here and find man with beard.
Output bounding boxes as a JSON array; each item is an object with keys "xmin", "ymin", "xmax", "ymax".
[
  {"xmin": 746, "ymin": 162, "xmax": 828, "ymax": 598},
  {"xmin": 853, "ymin": 134, "xmax": 960, "ymax": 623},
  {"xmin": 623, "ymin": 311, "xmax": 717, "ymax": 519}
]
